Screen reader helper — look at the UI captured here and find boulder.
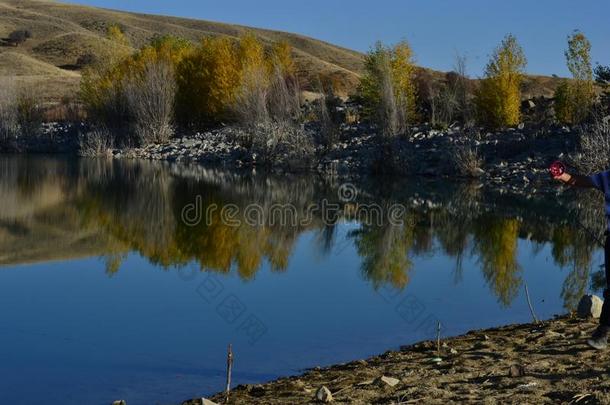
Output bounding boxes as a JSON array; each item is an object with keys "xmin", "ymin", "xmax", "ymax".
[
  {"xmin": 577, "ymin": 294, "xmax": 603, "ymax": 318},
  {"xmin": 315, "ymin": 386, "xmax": 333, "ymax": 403}
]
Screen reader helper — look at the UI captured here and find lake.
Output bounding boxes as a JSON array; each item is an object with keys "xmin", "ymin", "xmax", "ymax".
[{"xmin": 0, "ymin": 155, "xmax": 605, "ymax": 405}]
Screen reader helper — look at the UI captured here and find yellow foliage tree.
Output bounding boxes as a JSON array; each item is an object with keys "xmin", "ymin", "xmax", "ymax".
[
  {"xmin": 554, "ymin": 31, "xmax": 595, "ymax": 124},
  {"xmin": 271, "ymin": 41, "xmax": 296, "ymax": 76},
  {"xmin": 475, "ymin": 34, "xmax": 526, "ymax": 128},
  {"xmin": 176, "ymin": 36, "xmax": 242, "ymax": 125}
]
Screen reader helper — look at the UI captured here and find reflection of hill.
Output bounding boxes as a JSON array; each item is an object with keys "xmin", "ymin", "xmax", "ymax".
[
  {"xmin": 0, "ymin": 156, "xmax": 603, "ymax": 309},
  {"xmin": 0, "ymin": 156, "xmax": 122, "ymax": 266}
]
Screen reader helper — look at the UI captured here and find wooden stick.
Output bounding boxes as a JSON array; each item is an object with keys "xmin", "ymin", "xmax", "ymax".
[
  {"xmin": 225, "ymin": 344, "xmax": 233, "ymax": 403},
  {"xmin": 524, "ymin": 282, "xmax": 540, "ymax": 324},
  {"xmin": 436, "ymin": 321, "xmax": 441, "ymax": 356}
]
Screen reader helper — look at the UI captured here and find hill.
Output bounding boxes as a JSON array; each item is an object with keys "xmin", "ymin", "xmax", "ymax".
[{"xmin": 0, "ymin": 0, "xmax": 561, "ymax": 103}]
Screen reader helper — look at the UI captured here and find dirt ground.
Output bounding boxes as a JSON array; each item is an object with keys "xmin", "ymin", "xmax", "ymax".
[{"xmin": 197, "ymin": 315, "xmax": 610, "ymax": 404}]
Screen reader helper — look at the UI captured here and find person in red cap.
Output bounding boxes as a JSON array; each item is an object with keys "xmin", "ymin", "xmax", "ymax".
[{"xmin": 552, "ymin": 161, "xmax": 610, "ymax": 349}]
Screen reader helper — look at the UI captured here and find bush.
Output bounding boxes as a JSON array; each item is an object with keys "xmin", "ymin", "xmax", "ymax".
[
  {"xmin": 78, "ymin": 128, "xmax": 114, "ymax": 157},
  {"xmin": 7, "ymin": 29, "xmax": 31, "ymax": 46},
  {"xmin": 554, "ymin": 31, "xmax": 595, "ymax": 125},
  {"xmin": 451, "ymin": 143, "xmax": 483, "ymax": 177},
  {"xmin": 475, "ymin": 34, "xmax": 526, "ymax": 128},
  {"xmin": 359, "ymin": 41, "xmax": 417, "ymax": 137}
]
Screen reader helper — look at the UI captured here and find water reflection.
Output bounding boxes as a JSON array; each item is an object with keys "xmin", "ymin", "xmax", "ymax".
[{"xmin": 0, "ymin": 155, "xmax": 605, "ymax": 310}]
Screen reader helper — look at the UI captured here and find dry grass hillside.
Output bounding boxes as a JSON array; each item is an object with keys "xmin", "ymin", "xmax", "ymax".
[
  {"xmin": 0, "ymin": 0, "xmax": 562, "ymax": 104},
  {"xmin": 0, "ymin": 0, "xmax": 364, "ymax": 101}
]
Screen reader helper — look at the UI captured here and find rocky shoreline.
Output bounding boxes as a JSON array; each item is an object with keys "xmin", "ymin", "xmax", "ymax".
[
  {"xmin": 1, "ymin": 121, "xmax": 580, "ymax": 196},
  {"xmin": 178, "ymin": 313, "xmax": 608, "ymax": 405}
]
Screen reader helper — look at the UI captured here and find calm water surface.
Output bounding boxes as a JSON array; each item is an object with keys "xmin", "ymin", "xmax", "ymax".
[{"xmin": 0, "ymin": 155, "xmax": 605, "ymax": 404}]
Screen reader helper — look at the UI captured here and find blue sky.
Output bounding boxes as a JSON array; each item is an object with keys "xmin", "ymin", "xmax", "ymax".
[{"xmin": 62, "ymin": 0, "xmax": 610, "ymax": 77}]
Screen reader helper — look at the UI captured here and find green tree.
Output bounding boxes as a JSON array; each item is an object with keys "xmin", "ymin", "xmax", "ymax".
[{"xmin": 554, "ymin": 31, "xmax": 595, "ymax": 124}]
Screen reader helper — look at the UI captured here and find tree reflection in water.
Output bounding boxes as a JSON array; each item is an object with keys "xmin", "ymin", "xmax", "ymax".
[{"xmin": 0, "ymin": 156, "xmax": 605, "ymax": 310}]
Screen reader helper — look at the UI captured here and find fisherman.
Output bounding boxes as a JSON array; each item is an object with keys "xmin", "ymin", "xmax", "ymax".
[{"xmin": 551, "ymin": 161, "xmax": 610, "ymax": 349}]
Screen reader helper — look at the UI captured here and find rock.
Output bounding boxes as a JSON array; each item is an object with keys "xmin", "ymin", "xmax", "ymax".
[
  {"xmin": 112, "ymin": 401, "xmax": 127, "ymax": 405},
  {"xmin": 577, "ymin": 294, "xmax": 603, "ymax": 318},
  {"xmin": 248, "ymin": 385, "xmax": 266, "ymax": 397},
  {"xmin": 509, "ymin": 364, "xmax": 525, "ymax": 377},
  {"xmin": 376, "ymin": 375, "xmax": 400, "ymax": 387},
  {"xmin": 181, "ymin": 398, "xmax": 217, "ymax": 405},
  {"xmin": 315, "ymin": 386, "xmax": 333, "ymax": 403}
]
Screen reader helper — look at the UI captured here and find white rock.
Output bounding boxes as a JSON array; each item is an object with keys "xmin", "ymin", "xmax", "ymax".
[
  {"xmin": 577, "ymin": 294, "xmax": 603, "ymax": 318},
  {"xmin": 376, "ymin": 375, "xmax": 400, "ymax": 387},
  {"xmin": 315, "ymin": 386, "xmax": 333, "ymax": 403}
]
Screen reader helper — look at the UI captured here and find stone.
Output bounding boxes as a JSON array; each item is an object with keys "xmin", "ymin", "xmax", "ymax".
[
  {"xmin": 577, "ymin": 294, "xmax": 603, "ymax": 318},
  {"xmin": 112, "ymin": 401, "xmax": 127, "ymax": 405},
  {"xmin": 376, "ymin": 375, "xmax": 400, "ymax": 387},
  {"xmin": 315, "ymin": 386, "xmax": 333, "ymax": 403},
  {"xmin": 181, "ymin": 398, "xmax": 218, "ymax": 405}
]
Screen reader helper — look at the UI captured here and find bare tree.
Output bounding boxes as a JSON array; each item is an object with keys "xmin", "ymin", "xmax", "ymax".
[
  {"xmin": 16, "ymin": 85, "xmax": 43, "ymax": 137},
  {"xmin": 0, "ymin": 78, "xmax": 18, "ymax": 140},
  {"xmin": 124, "ymin": 60, "xmax": 176, "ymax": 145},
  {"xmin": 571, "ymin": 112, "xmax": 610, "ymax": 173},
  {"xmin": 378, "ymin": 54, "xmax": 407, "ymax": 137},
  {"xmin": 233, "ymin": 64, "xmax": 269, "ymax": 127}
]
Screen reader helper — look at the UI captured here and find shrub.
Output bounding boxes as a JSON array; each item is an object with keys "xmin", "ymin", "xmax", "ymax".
[
  {"xmin": 475, "ymin": 34, "xmax": 526, "ymax": 128},
  {"xmin": 554, "ymin": 31, "xmax": 595, "ymax": 125},
  {"xmin": 78, "ymin": 128, "xmax": 114, "ymax": 157},
  {"xmin": 451, "ymin": 143, "xmax": 483, "ymax": 177},
  {"xmin": 7, "ymin": 29, "xmax": 31, "ymax": 46},
  {"xmin": 359, "ymin": 41, "xmax": 417, "ymax": 137},
  {"xmin": 123, "ymin": 60, "xmax": 176, "ymax": 144}
]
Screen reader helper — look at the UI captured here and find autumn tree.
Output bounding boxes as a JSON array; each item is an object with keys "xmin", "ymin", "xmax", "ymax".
[
  {"xmin": 359, "ymin": 41, "xmax": 417, "ymax": 137},
  {"xmin": 176, "ymin": 37, "xmax": 242, "ymax": 125},
  {"xmin": 554, "ymin": 31, "xmax": 595, "ymax": 124},
  {"xmin": 475, "ymin": 34, "xmax": 526, "ymax": 128}
]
